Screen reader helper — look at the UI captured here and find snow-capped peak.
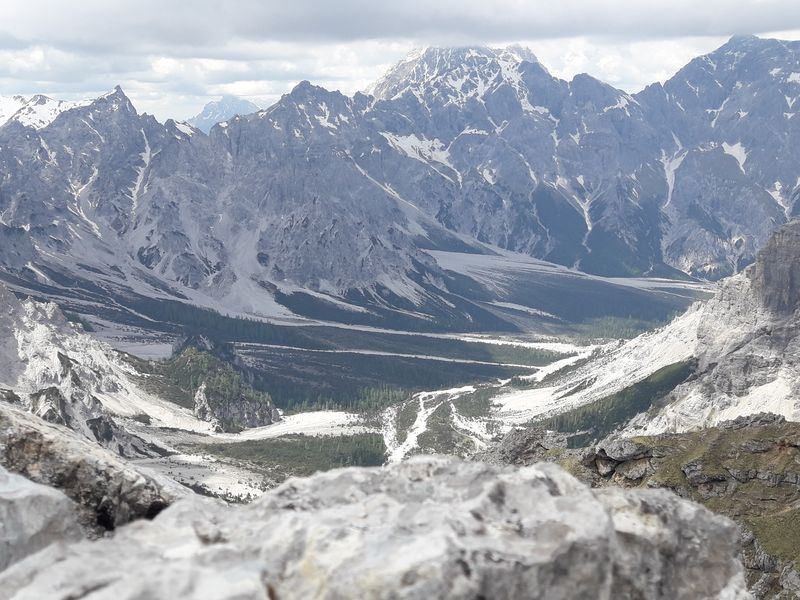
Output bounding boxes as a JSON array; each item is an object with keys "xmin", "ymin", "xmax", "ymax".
[
  {"xmin": 0, "ymin": 93, "xmax": 94, "ymax": 129},
  {"xmin": 13, "ymin": 95, "xmax": 92, "ymax": 129},
  {"xmin": 0, "ymin": 87, "xmax": 139, "ymax": 130},
  {"xmin": 497, "ymin": 44, "xmax": 541, "ymax": 67},
  {"xmin": 367, "ymin": 45, "xmax": 541, "ymax": 110}
]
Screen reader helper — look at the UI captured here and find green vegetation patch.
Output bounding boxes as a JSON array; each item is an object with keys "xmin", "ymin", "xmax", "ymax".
[
  {"xmin": 749, "ymin": 507, "xmax": 800, "ymax": 566},
  {"xmin": 236, "ymin": 346, "xmax": 531, "ymax": 414},
  {"xmin": 132, "ymin": 347, "xmax": 274, "ymax": 416},
  {"xmin": 451, "ymin": 387, "xmax": 497, "ymax": 419},
  {"xmin": 482, "ymin": 345, "xmax": 575, "ymax": 366},
  {"xmin": 197, "ymin": 433, "xmax": 386, "ymax": 483},
  {"xmin": 572, "ymin": 316, "xmax": 674, "ymax": 340},
  {"xmin": 414, "ymin": 402, "xmax": 477, "ymax": 457},
  {"xmin": 537, "ymin": 360, "xmax": 696, "ymax": 445},
  {"xmin": 394, "ymin": 400, "xmax": 420, "ymax": 445}
]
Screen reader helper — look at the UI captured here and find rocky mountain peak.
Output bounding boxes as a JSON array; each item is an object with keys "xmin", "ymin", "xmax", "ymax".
[
  {"xmin": 749, "ymin": 219, "xmax": 800, "ymax": 314},
  {"xmin": 287, "ymin": 79, "xmax": 333, "ymax": 101},
  {"xmin": 368, "ymin": 44, "xmax": 540, "ymax": 103},
  {"xmin": 91, "ymin": 85, "xmax": 137, "ymax": 114},
  {"xmin": 722, "ymin": 33, "xmax": 775, "ymax": 51},
  {"xmin": 499, "ymin": 43, "xmax": 540, "ymax": 65}
]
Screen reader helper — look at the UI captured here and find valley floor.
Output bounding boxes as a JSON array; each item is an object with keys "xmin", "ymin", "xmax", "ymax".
[{"xmin": 118, "ymin": 333, "xmax": 603, "ymax": 499}]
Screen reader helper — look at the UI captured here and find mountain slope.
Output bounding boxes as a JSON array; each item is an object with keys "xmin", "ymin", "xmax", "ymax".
[
  {"xmin": 0, "ymin": 81, "xmax": 700, "ymax": 332},
  {"xmin": 507, "ymin": 219, "xmax": 800, "ymax": 438},
  {"xmin": 0, "ymin": 283, "xmax": 280, "ymax": 446},
  {"xmin": 0, "ymin": 283, "xmax": 163, "ymax": 456}
]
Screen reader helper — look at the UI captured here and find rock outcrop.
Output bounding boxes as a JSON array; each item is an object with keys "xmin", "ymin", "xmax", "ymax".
[
  {"xmin": 0, "ymin": 402, "xmax": 188, "ymax": 533},
  {"xmin": 750, "ymin": 223, "xmax": 800, "ymax": 315},
  {"xmin": 479, "ymin": 415, "xmax": 800, "ymax": 597},
  {"xmin": 0, "ymin": 457, "xmax": 748, "ymax": 599},
  {"xmin": 627, "ymin": 219, "xmax": 800, "ymax": 434},
  {"xmin": 502, "ymin": 219, "xmax": 800, "ymax": 440},
  {"xmin": 0, "ymin": 284, "xmax": 173, "ymax": 456},
  {"xmin": 0, "ymin": 465, "xmax": 81, "ymax": 571},
  {"xmin": 193, "ymin": 381, "xmax": 280, "ymax": 433},
  {"xmin": 471, "ymin": 426, "xmax": 569, "ymax": 466},
  {"xmin": 572, "ymin": 415, "xmax": 800, "ymax": 598}
]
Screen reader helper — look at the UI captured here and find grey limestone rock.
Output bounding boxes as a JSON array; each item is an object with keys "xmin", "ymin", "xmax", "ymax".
[
  {"xmin": 0, "ymin": 457, "xmax": 748, "ymax": 600},
  {"xmin": 0, "ymin": 465, "xmax": 81, "ymax": 572}
]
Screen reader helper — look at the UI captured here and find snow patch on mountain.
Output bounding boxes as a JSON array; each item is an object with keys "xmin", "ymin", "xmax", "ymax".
[
  {"xmin": 0, "ymin": 95, "xmax": 27, "ymax": 125},
  {"xmin": 722, "ymin": 141, "xmax": 748, "ymax": 172},
  {"xmin": 368, "ymin": 45, "xmax": 540, "ymax": 112}
]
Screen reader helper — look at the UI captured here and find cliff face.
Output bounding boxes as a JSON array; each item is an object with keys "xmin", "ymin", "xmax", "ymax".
[
  {"xmin": 193, "ymin": 382, "xmax": 280, "ymax": 433},
  {"xmin": 750, "ymin": 221, "xmax": 800, "ymax": 315},
  {"xmin": 0, "ymin": 456, "xmax": 748, "ymax": 600},
  {"xmin": 501, "ymin": 219, "xmax": 800, "ymax": 439},
  {"xmin": 0, "ymin": 403, "xmax": 187, "ymax": 533},
  {"xmin": 0, "ymin": 284, "xmax": 163, "ymax": 457},
  {"xmin": 628, "ymin": 220, "xmax": 800, "ymax": 435}
]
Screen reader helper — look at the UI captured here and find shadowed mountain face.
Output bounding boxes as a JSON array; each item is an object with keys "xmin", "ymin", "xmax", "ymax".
[
  {"xmin": 0, "ymin": 36, "xmax": 795, "ymax": 329},
  {"xmin": 750, "ymin": 220, "xmax": 800, "ymax": 314}
]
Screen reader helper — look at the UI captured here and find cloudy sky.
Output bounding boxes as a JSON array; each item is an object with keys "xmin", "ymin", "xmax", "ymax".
[{"xmin": 1, "ymin": 0, "xmax": 800, "ymax": 121}]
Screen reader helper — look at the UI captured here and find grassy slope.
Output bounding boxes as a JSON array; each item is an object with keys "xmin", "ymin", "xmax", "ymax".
[
  {"xmin": 196, "ymin": 433, "xmax": 386, "ymax": 484},
  {"xmin": 545, "ymin": 421, "xmax": 800, "ymax": 593},
  {"xmin": 627, "ymin": 422, "xmax": 800, "ymax": 569},
  {"xmin": 536, "ymin": 360, "xmax": 697, "ymax": 445}
]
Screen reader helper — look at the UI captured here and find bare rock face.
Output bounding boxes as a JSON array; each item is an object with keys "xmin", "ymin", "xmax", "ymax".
[
  {"xmin": 0, "ymin": 457, "xmax": 749, "ymax": 599},
  {"xmin": 193, "ymin": 382, "xmax": 280, "ymax": 433},
  {"xmin": 750, "ymin": 220, "xmax": 800, "ymax": 315},
  {"xmin": 471, "ymin": 426, "xmax": 569, "ymax": 465},
  {"xmin": 0, "ymin": 465, "xmax": 81, "ymax": 571},
  {"xmin": 0, "ymin": 403, "xmax": 188, "ymax": 533},
  {"xmin": 0, "ymin": 284, "xmax": 167, "ymax": 457}
]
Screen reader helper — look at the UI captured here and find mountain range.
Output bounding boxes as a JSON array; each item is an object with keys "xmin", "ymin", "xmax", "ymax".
[{"xmin": 0, "ymin": 35, "xmax": 797, "ymax": 334}]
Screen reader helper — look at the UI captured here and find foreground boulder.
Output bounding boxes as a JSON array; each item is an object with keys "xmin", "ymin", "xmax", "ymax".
[
  {"xmin": 0, "ymin": 457, "xmax": 748, "ymax": 599},
  {"xmin": 0, "ymin": 466, "xmax": 81, "ymax": 571},
  {"xmin": 0, "ymin": 403, "xmax": 188, "ymax": 533}
]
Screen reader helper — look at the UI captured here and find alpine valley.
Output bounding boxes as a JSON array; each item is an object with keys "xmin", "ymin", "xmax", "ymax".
[{"xmin": 4, "ymin": 33, "xmax": 800, "ymax": 600}]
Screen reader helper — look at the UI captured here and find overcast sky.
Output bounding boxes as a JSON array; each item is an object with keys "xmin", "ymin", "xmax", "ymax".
[{"xmin": 1, "ymin": 0, "xmax": 800, "ymax": 121}]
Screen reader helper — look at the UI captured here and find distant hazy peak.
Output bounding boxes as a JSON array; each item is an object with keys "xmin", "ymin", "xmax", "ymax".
[{"xmin": 187, "ymin": 95, "xmax": 261, "ymax": 133}]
